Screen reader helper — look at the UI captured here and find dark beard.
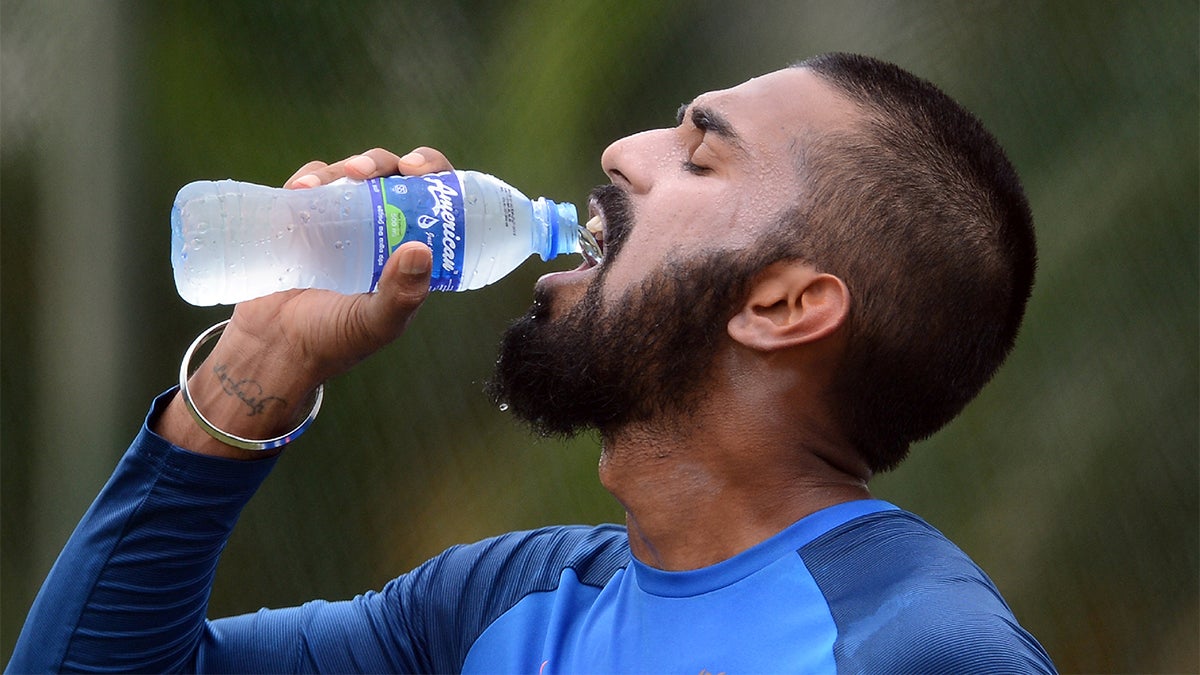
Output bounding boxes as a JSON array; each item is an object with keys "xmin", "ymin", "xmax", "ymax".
[{"xmin": 486, "ymin": 187, "xmax": 781, "ymax": 439}]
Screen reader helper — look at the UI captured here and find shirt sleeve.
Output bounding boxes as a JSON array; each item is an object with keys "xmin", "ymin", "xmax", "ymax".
[
  {"xmin": 6, "ymin": 390, "xmax": 623, "ymax": 674},
  {"xmin": 800, "ymin": 510, "xmax": 1058, "ymax": 674},
  {"xmin": 7, "ymin": 390, "xmax": 281, "ymax": 672},
  {"xmin": 196, "ymin": 525, "xmax": 631, "ymax": 673}
]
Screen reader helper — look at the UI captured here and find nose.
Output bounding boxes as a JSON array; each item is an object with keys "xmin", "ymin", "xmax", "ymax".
[{"xmin": 601, "ymin": 128, "xmax": 674, "ymax": 194}]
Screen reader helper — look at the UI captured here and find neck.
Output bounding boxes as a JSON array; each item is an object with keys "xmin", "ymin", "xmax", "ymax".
[{"xmin": 598, "ymin": 404, "xmax": 871, "ymax": 571}]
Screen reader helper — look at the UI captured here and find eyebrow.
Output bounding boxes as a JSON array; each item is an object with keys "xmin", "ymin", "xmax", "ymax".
[{"xmin": 676, "ymin": 102, "xmax": 746, "ymax": 152}]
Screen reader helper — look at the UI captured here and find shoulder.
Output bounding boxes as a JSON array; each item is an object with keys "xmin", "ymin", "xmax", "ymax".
[
  {"xmin": 381, "ymin": 524, "xmax": 630, "ymax": 673},
  {"xmin": 418, "ymin": 523, "xmax": 630, "ymax": 591},
  {"xmin": 800, "ymin": 509, "xmax": 1056, "ymax": 673},
  {"xmin": 398, "ymin": 524, "xmax": 629, "ymax": 628}
]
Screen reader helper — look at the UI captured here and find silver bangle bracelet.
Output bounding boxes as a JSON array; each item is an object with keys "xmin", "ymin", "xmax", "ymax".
[{"xmin": 178, "ymin": 319, "xmax": 324, "ymax": 451}]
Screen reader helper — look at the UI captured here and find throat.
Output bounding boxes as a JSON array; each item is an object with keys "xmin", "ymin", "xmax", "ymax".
[
  {"xmin": 599, "ymin": 429, "xmax": 872, "ymax": 571},
  {"xmin": 600, "ymin": 443, "xmax": 729, "ymax": 570}
]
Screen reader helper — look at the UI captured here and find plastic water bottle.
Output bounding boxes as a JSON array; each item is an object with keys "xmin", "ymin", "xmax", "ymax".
[{"xmin": 171, "ymin": 170, "xmax": 598, "ymax": 306}]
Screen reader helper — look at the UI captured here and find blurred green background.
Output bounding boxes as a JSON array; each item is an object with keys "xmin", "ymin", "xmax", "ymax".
[{"xmin": 2, "ymin": 1, "xmax": 1196, "ymax": 671}]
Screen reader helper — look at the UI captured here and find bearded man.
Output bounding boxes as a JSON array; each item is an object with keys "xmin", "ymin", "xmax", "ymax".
[{"xmin": 11, "ymin": 53, "xmax": 1056, "ymax": 673}]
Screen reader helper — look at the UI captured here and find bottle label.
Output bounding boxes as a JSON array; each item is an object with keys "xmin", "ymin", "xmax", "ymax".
[
  {"xmin": 366, "ymin": 178, "xmax": 403, "ymax": 290},
  {"xmin": 367, "ymin": 172, "xmax": 466, "ymax": 291}
]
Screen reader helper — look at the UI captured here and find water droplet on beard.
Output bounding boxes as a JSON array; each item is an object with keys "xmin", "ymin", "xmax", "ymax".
[{"xmin": 498, "ymin": 403, "xmax": 509, "ymax": 412}]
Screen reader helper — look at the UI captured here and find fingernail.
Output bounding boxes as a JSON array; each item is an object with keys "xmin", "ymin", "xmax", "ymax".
[
  {"xmin": 347, "ymin": 154, "xmax": 375, "ymax": 174},
  {"xmin": 398, "ymin": 245, "xmax": 431, "ymax": 276},
  {"xmin": 399, "ymin": 150, "xmax": 425, "ymax": 166},
  {"xmin": 293, "ymin": 174, "xmax": 320, "ymax": 188}
]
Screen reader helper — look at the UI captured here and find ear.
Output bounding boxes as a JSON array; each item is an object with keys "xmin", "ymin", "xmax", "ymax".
[{"xmin": 727, "ymin": 262, "xmax": 849, "ymax": 352}]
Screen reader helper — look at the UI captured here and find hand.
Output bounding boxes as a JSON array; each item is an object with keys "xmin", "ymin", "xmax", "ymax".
[
  {"xmin": 238, "ymin": 147, "xmax": 455, "ymax": 381},
  {"xmin": 155, "ymin": 147, "xmax": 455, "ymax": 458}
]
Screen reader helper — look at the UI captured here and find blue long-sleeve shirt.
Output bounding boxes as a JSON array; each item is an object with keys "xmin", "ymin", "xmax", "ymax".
[{"xmin": 9, "ymin": 392, "xmax": 1056, "ymax": 673}]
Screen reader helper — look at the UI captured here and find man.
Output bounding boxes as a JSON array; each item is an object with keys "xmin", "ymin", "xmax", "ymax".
[{"xmin": 10, "ymin": 53, "xmax": 1055, "ymax": 673}]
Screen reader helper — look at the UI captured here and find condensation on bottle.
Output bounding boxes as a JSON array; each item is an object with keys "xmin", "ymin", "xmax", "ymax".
[{"xmin": 171, "ymin": 170, "xmax": 591, "ymax": 306}]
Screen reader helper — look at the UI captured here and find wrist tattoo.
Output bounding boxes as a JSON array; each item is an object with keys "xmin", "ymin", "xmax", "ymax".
[{"xmin": 212, "ymin": 362, "xmax": 287, "ymax": 417}]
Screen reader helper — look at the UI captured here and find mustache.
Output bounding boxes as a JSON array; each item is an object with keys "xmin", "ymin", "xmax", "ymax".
[{"xmin": 587, "ymin": 183, "xmax": 633, "ymax": 263}]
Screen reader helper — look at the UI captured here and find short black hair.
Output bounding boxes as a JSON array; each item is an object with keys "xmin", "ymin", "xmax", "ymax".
[{"xmin": 787, "ymin": 53, "xmax": 1036, "ymax": 472}]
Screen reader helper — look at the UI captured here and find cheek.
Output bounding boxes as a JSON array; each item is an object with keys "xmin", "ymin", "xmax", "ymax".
[
  {"xmin": 599, "ymin": 184, "xmax": 752, "ymax": 299},
  {"xmin": 596, "ymin": 256, "xmax": 645, "ymax": 308},
  {"xmin": 598, "ymin": 219, "xmax": 679, "ymax": 300}
]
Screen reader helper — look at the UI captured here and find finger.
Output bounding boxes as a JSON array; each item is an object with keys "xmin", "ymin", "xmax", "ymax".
[
  {"xmin": 285, "ymin": 160, "xmax": 329, "ymax": 189},
  {"xmin": 287, "ymin": 161, "xmax": 351, "ymax": 189},
  {"xmin": 398, "ymin": 146, "xmax": 455, "ymax": 175},
  {"xmin": 343, "ymin": 148, "xmax": 404, "ymax": 180},
  {"xmin": 292, "ymin": 148, "xmax": 407, "ymax": 187},
  {"xmin": 287, "ymin": 146, "xmax": 453, "ymax": 188},
  {"xmin": 365, "ymin": 241, "xmax": 432, "ymax": 340},
  {"xmin": 286, "ymin": 154, "xmax": 369, "ymax": 188}
]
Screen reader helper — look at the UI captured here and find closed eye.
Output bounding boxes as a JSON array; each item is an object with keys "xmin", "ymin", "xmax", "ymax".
[
  {"xmin": 676, "ymin": 102, "xmax": 745, "ymax": 151},
  {"xmin": 676, "ymin": 101, "xmax": 741, "ymax": 176}
]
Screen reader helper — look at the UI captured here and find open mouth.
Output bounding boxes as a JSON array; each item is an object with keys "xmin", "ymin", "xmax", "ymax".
[{"xmin": 579, "ymin": 212, "xmax": 606, "ymax": 267}]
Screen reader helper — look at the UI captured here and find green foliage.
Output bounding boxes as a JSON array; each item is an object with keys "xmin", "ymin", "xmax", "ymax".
[{"xmin": 3, "ymin": 1, "xmax": 1196, "ymax": 670}]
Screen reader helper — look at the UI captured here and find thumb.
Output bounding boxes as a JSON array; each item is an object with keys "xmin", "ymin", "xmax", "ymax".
[{"xmin": 367, "ymin": 241, "xmax": 432, "ymax": 337}]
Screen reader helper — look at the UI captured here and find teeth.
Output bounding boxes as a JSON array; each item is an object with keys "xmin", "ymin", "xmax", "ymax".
[
  {"xmin": 578, "ymin": 215, "xmax": 604, "ymax": 265},
  {"xmin": 586, "ymin": 215, "xmax": 603, "ymax": 237}
]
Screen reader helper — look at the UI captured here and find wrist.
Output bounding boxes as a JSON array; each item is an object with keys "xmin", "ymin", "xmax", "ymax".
[{"xmin": 155, "ymin": 320, "xmax": 324, "ymax": 459}]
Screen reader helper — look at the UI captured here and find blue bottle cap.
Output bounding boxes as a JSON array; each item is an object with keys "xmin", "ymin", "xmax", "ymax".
[{"xmin": 540, "ymin": 198, "xmax": 581, "ymax": 260}]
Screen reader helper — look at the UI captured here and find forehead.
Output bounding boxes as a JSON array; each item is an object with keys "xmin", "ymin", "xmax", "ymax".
[{"xmin": 690, "ymin": 68, "xmax": 861, "ymax": 156}]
